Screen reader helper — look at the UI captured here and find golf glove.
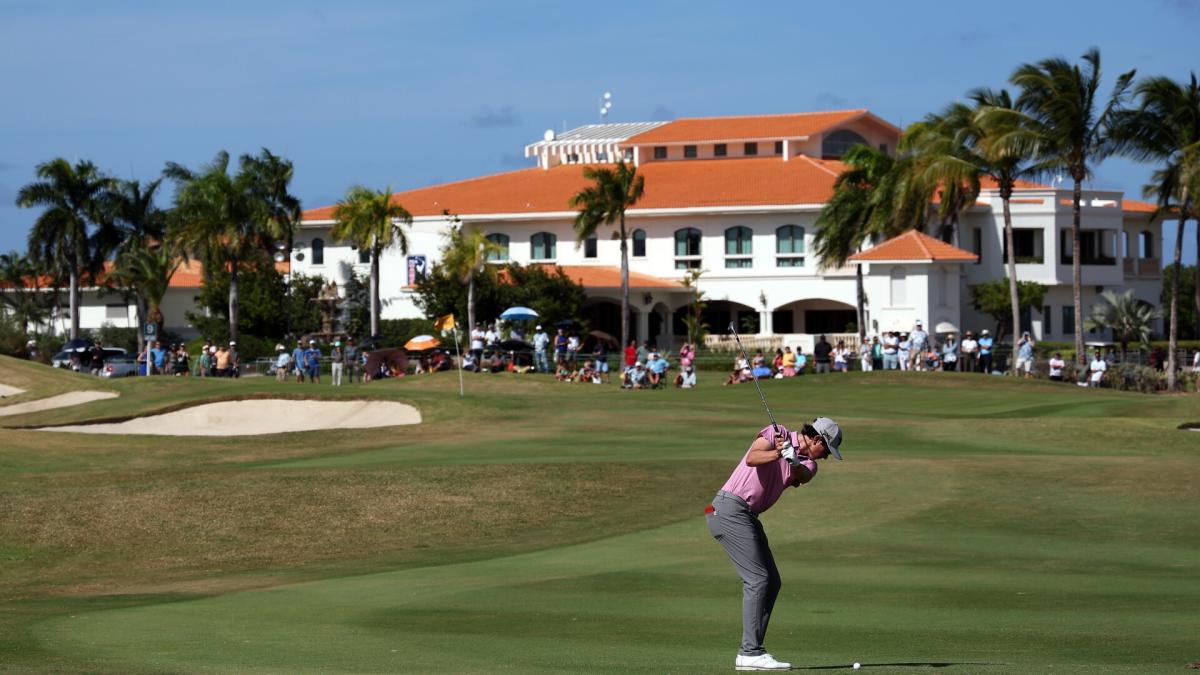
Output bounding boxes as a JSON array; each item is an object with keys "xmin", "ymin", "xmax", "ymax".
[{"xmin": 780, "ymin": 442, "xmax": 804, "ymax": 467}]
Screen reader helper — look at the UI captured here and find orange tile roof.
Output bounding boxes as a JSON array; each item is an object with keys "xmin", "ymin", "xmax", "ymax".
[
  {"xmin": 848, "ymin": 230, "xmax": 978, "ymax": 263},
  {"xmin": 978, "ymin": 176, "xmax": 1048, "ymax": 191},
  {"xmin": 499, "ymin": 264, "xmax": 680, "ymax": 290},
  {"xmin": 302, "ymin": 157, "xmax": 846, "ymax": 221},
  {"xmin": 621, "ymin": 110, "xmax": 890, "ymax": 144},
  {"xmin": 1122, "ymin": 198, "xmax": 1160, "ymax": 214},
  {"xmin": 2, "ymin": 259, "xmax": 291, "ymax": 290}
]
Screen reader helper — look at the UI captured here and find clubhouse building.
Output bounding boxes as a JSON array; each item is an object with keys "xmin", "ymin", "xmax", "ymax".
[{"xmin": 22, "ymin": 109, "xmax": 1163, "ymax": 349}]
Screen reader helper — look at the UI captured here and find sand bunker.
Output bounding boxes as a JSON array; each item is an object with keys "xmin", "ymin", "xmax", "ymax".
[
  {"xmin": 41, "ymin": 399, "xmax": 421, "ymax": 436},
  {"xmin": 0, "ymin": 383, "xmax": 25, "ymax": 397},
  {"xmin": 0, "ymin": 391, "xmax": 118, "ymax": 417}
]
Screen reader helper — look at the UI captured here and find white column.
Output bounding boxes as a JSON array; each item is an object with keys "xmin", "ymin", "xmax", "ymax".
[
  {"xmin": 782, "ymin": 139, "xmax": 790, "ymax": 161},
  {"xmin": 633, "ymin": 146, "xmax": 640, "ymax": 166}
]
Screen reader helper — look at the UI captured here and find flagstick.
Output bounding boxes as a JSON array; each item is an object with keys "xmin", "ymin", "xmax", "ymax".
[{"xmin": 454, "ymin": 325, "xmax": 464, "ymax": 398}]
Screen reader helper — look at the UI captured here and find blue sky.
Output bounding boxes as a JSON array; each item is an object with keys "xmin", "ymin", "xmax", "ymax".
[{"xmin": 2, "ymin": 0, "xmax": 1198, "ymax": 263}]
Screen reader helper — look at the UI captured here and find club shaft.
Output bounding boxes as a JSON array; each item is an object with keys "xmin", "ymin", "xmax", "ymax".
[{"xmin": 729, "ymin": 322, "xmax": 779, "ymax": 433}]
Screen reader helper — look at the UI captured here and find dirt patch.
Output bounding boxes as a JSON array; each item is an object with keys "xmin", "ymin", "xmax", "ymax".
[
  {"xmin": 0, "ymin": 391, "xmax": 117, "ymax": 417},
  {"xmin": 40, "ymin": 399, "xmax": 421, "ymax": 436}
]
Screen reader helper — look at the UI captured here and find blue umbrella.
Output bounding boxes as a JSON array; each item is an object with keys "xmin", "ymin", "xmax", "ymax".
[{"xmin": 500, "ymin": 306, "xmax": 538, "ymax": 321}]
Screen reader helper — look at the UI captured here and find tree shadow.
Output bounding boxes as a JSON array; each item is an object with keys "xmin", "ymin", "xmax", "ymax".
[{"xmin": 793, "ymin": 663, "xmax": 1002, "ymax": 670}]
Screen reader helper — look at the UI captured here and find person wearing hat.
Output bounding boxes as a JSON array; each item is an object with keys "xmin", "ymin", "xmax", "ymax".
[
  {"xmin": 227, "ymin": 340, "xmax": 240, "ymax": 378},
  {"xmin": 330, "ymin": 340, "xmax": 345, "ymax": 386},
  {"xmin": 344, "ymin": 337, "xmax": 360, "ymax": 384},
  {"xmin": 274, "ymin": 344, "xmax": 290, "ymax": 383},
  {"xmin": 532, "ymin": 325, "xmax": 550, "ymax": 373},
  {"xmin": 707, "ymin": 417, "xmax": 844, "ymax": 671},
  {"xmin": 304, "ymin": 339, "xmax": 322, "ymax": 384},
  {"xmin": 977, "ymin": 329, "xmax": 994, "ymax": 374},
  {"xmin": 291, "ymin": 340, "xmax": 307, "ymax": 383},
  {"xmin": 960, "ymin": 331, "xmax": 978, "ymax": 373}
]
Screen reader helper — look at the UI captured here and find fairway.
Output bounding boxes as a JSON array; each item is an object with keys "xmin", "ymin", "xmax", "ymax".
[{"xmin": 1, "ymin": 356, "xmax": 1198, "ymax": 673}]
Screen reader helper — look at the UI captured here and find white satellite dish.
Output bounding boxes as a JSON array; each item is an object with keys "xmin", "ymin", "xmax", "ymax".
[{"xmin": 543, "ymin": 129, "xmax": 556, "ymax": 141}]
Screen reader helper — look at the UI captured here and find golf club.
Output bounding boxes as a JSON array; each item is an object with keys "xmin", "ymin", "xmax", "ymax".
[{"xmin": 728, "ymin": 322, "xmax": 792, "ymax": 455}]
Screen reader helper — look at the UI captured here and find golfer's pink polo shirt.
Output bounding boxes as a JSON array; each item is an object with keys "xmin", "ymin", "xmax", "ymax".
[{"xmin": 719, "ymin": 425, "xmax": 817, "ymax": 514}]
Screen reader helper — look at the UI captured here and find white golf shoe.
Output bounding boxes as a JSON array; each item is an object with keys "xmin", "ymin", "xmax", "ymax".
[{"xmin": 735, "ymin": 652, "xmax": 791, "ymax": 670}]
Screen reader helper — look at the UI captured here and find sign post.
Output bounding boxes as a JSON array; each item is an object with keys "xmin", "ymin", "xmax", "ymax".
[{"xmin": 143, "ymin": 323, "xmax": 157, "ymax": 376}]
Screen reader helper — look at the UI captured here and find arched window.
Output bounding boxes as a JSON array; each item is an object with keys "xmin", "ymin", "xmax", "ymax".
[
  {"xmin": 822, "ymin": 129, "xmax": 869, "ymax": 159},
  {"xmin": 584, "ymin": 234, "xmax": 598, "ymax": 259},
  {"xmin": 486, "ymin": 233, "xmax": 509, "ymax": 261},
  {"xmin": 775, "ymin": 225, "xmax": 805, "ymax": 267},
  {"xmin": 311, "ymin": 238, "xmax": 325, "ymax": 265},
  {"xmin": 890, "ymin": 267, "xmax": 907, "ymax": 307},
  {"xmin": 724, "ymin": 226, "xmax": 752, "ymax": 268},
  {"xmin": 674, "ymin": 227, "xmax": 701, "ymax": 269},
  {"xmin": 632, "ymin": 229, "xmax": 647, "ymax": 257},
  {"xmin": 531, "ymin": 232, "xmax": 556, "ymax": 260}
]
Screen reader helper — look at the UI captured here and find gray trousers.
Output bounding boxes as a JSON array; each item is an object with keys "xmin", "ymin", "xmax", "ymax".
[{"xmin": 707, "ymin": 491, "xmax": 781, "ymax": 656}]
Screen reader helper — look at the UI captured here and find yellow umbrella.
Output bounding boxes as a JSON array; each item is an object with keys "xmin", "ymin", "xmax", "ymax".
[{"xmin": 405, "ymin": 335, "xmax": 440, "ymax": 351}]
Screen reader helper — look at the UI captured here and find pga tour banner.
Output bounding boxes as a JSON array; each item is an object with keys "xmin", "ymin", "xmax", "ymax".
[{"xmin": 407, "ymin": 255, "xmax": 427, "ymax": 286}]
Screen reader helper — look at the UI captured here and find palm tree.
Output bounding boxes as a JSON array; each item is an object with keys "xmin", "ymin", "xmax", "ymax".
[
  {"xmin": 109, "ymin": 178, "xmax": 169, "ymax": 352},
  {"xmin": 165, "ymin": 151, "xmax": 279, "ymax": 342},
  {"xmin": 813, "ymin": 145, "xmax": 923, "ymax": 341},
  {"xmin": 570, "ymin": 161, "xmax": 644, "ymax": 351},
  {"xmin": 0, "ymin": 251, "xmax": 54, "ymax": 334},
  {"xmin": 330, "ymin": 186, "xmax": 411, "ymax": 337},
  {"xmin": 242, "ymin": 149, "xmax": 302, "ymax": 337},
  {"xmin": 994, "ymin": 48, "xmax": 1136, "ymax": 367},
  {"xmin": 15, "ymin": 158, "xmax": 117, "ymax": 339},
  {"xmin": 1111, "ymin": 73, "xmax": 1200, "ymax": 390},
  {"xmin": 438, "ymin": 211, "xmax": 502, "ymax": 332},
  {"xmin": 1085, "ymin": 289, "xmax": 1161, "ymax": 354},
  {"xmin": 107, "ymin": 246, "xmax": 180, "ymax": 342}
]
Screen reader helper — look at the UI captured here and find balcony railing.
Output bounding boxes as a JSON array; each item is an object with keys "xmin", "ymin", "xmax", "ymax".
[{"xmin": 1123, "ymin": 257, "xmax": 1161, "ymax": 278}]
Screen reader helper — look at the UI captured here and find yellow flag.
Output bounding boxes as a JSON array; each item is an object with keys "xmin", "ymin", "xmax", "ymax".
[{"xmin": 435, "ymin": 314, "xmax": 456, "ymax": 332}]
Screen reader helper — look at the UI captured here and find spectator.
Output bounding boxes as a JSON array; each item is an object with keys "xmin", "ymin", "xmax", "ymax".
[
  {"xmin": 487, "ymin": 350, "xmax": 503, "ymax": 373},
  {"xmin": 623, "ymin": 339, "xmax": 637, "ymax": 371},
  {"xmin": 636, "ymin": 340, "xmax": 650, "ymax": 367},
  {"xmin": 832, "ymin": 341, "xmax": 849, "ymax": 372},
  {"xmin": 485, "ymin": 323, "xmax": 499, "ymax": 350},
  {"xmin": 470, "ymin": 323, "xmax": 485, "ymax": 364},
  {"xmin": 923, "ymin": 344, "xmax": 941, "ymax": 371},
  {"xmin": 593, "ymin": 339, "xmax": 611, "ymax": 383},
  {"xmin": 724, "ymin": 355, "xmax": 752, "ymax": 386},
  {"xmin": 978, "ymin": 330, "xmax": 994, "ymax": 374},
  {"xmin": 813, "ymin": 335, "xmax": 832, "ymax": 374},
  {"xmin": 227, "ymin": 341, "xmax": 240, "ymax": 378},
  {"xmin": 679, "ymin": 342, "xmax": 696, "ymax": 371},
  {"xmin": 89, "ymin": 340, "xmax": 105, "ymax": 376},
  {"xmin": 344, "ymin": 338, "xmax": 360, "ymax": 384},
  {"xmin": 897, "ymin": 333, "xmax": 911, "ymax": 371},
  {"xmin": 626, "ymin": 362, "xmax": 647, "ymax": 389},
  {"xmin": 780, "ymin": 346, "xmax": 797, "ymax": 377},
  {"xmin": 174, "ymin": 344, "xmax": 190, "ymax": 376},
  {"xmin": 577, "ymin": 359, "xmax": 598, "ymax": 384},
  {"xmin": 462, "ymin": 351, "xmax": 479, "ymax": 373},
  {"xmin": 304, "ymin": 339, "xmax": 322, "ymax": 384},
  {"xmin": 1048, "ymin": 352, "xmax": 1066, "ymax": 382},
  {"xmin": 872, "ymin": 335, "xmax": 884, "ymax": 370},
  {"xmin": 215, "ymin": 344, "xmax": 230, "ymax": 377},
  {"xmin": 274, "ymin": 344, "xmax": 290, "ymax": 383},
  {"xmin": 882, "ymin": 331, "xmax": 900, "ymax": 370},
  {"xmin": 772, "ymin": 349, "xmax": 784, "ymax": 374},
  {"xmin": 1088, "ymin": 349, "xmax": 1107, "ymax": 387},
  {"xmin": 858, "ymin": 338, "xmax": 873, "ymax": 372},
  {"xmin": 533, "ymin": 325, "xmax": 550, "ymax": 373},
  {"xmin": 1015, "ymin": 332, "xmax": 1035, "ymax": 378},
  {"xmin": 150, "ymin": 341, "xmax": 167, "ymax": 375},
  {"xmin": 648, "ymin": 350, "xmax": 670, "ymax": 387},
  {"xmin": 676, "ymin": 363, "xmax": 697, "ymax": 388},
  {"xmin": 794, "ymin": 347, "xmax": 808, "ymax": 374},
  {"xmin": 567, "ymin": 332, "xmax": 581, "ymax": 368},
  {"xmin": 292, "ymin": 340, "xmax": 307, "ymax": 383},
  {"xmin": 960, "ymin": 331, "xmax": 979, "ymax": 373},
  {"xmin": 941, "ymin": 334, "xmax": 959, "ymax": 372},
  {"xmin": 1192, "ymin": 349, "xmax": 1200, "ymax": 391},
  {"xmin": 751, "ymin": 351, "xmax": 772, "ymax": 379},
  {"xmin": 330, "ymin": 341, "xmax": 345, "ymax": 386},
  {"xmin": 908, "ymin": 321, "xmax": 929, "ymax": 370},
  {"xmin": 554, "ymin": 329, "xmax": 568, "ymax": 366}
]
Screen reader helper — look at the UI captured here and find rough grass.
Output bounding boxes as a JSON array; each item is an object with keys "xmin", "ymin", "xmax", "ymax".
[{"xmin": 1, "ymin": 355, "xmax": 1198, "ymax": 673}]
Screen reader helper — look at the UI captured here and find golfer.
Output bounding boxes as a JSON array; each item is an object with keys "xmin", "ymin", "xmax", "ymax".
[{"xmin": 707, "ymin": 416, "xmax": 843, "ymax": 671}]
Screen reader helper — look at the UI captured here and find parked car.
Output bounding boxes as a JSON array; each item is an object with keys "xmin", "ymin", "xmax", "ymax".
[
  {"xmin": 51, "ymin": 347, "xmax": 128, "ymax": 371},
  {"xmin": 100, "ymin": 354, "xmax": 138, "ymax": 378}
]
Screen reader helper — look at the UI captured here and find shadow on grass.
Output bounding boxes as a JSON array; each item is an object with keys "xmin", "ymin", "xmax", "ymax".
[{"xmin": 795, "ymin": 663, "xmax": 1002, "ymax": 670}]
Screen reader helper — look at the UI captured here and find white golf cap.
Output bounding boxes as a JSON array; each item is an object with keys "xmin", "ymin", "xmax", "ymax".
[
  {"xmin": 229, "ymin": 341, "xmax": 236, "ymax": 346},
  {"xmin": 536, "ymin": 325, "xmax": 542, "ymax": 329},
  {"xmin": 812, "ymin": 417, "xmax": 844, "ymax": 460}
]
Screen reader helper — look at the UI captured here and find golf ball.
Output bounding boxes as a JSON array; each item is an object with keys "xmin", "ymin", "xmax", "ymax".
[{"xmin": 853, "ymin": 664, "xmax": 861, "ymax": 670}]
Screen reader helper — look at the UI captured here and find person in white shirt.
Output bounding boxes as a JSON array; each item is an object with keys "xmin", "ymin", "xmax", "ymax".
[
  {"xmin": 470, "ymin": 324, "xmax": 485, "ymax": 364},
  {"xmin": 882, "ymin": 332, "xmax": 899, "ymax": 370},
  {"xmin": 1088, "ymin": 350, "xmax": 1107, "ymax": 387},
  {"xmin": 1048, "ymin": 352, "xmax": 1066, "ymax": 382},
  {"xmin": 532, "ymin": 325, "xmax": 550, "ymax": 373},
  {"xmin": 908, "ymin": 322, "xmax": 929, "ymax": 370},
  {"xmin": 898, "ymin": 333, "xmax": 911, "ymax": 372},
  {"xmin": 859, "ymin": 338, "xmax": 874, "ymax": 372},
  {"xmin": 960, "ymin": 331, "xmax": 979, "ymax": 373}
]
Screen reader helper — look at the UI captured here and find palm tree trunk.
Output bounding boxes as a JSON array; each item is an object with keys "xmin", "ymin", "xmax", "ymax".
[
  {"xmin": 619, "ymin": 216, "xmax": 630, "ymax": 351},
  {"xmin": 370, "ymin": 246, "xmax": 381, "ymax": 337},
  {"xmin": 229, "ymin": 255, "xmax": 240, "ymax": 342},
  {"xmin": 467, "ymin": 276, "xmax": 476, "ymax": 337},
  {"xmin": 1167, "ymin": 194, "xmax": 1188, "ymax": 391},
  {"xmin": 1194, "ymin": 213, "xmax": 1200, "ymax": 339},
  {"xmin": 1003, "ymin": 197, "xmax": 1020, "ymax": 375},
  {"xmin": 69, "ymin": 267, "xmax": 80, "ymax": 340},
  {"xmin": 855, "ymin": 264, "xmax": 866, "ymax": 342},
  {"xmin": 135, "ymin": 295, "xmax": 147, "ymax": 355},
  {"xmin": 1072, "ymin": 179, "xmax": 1085, "ymax": 367}
]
